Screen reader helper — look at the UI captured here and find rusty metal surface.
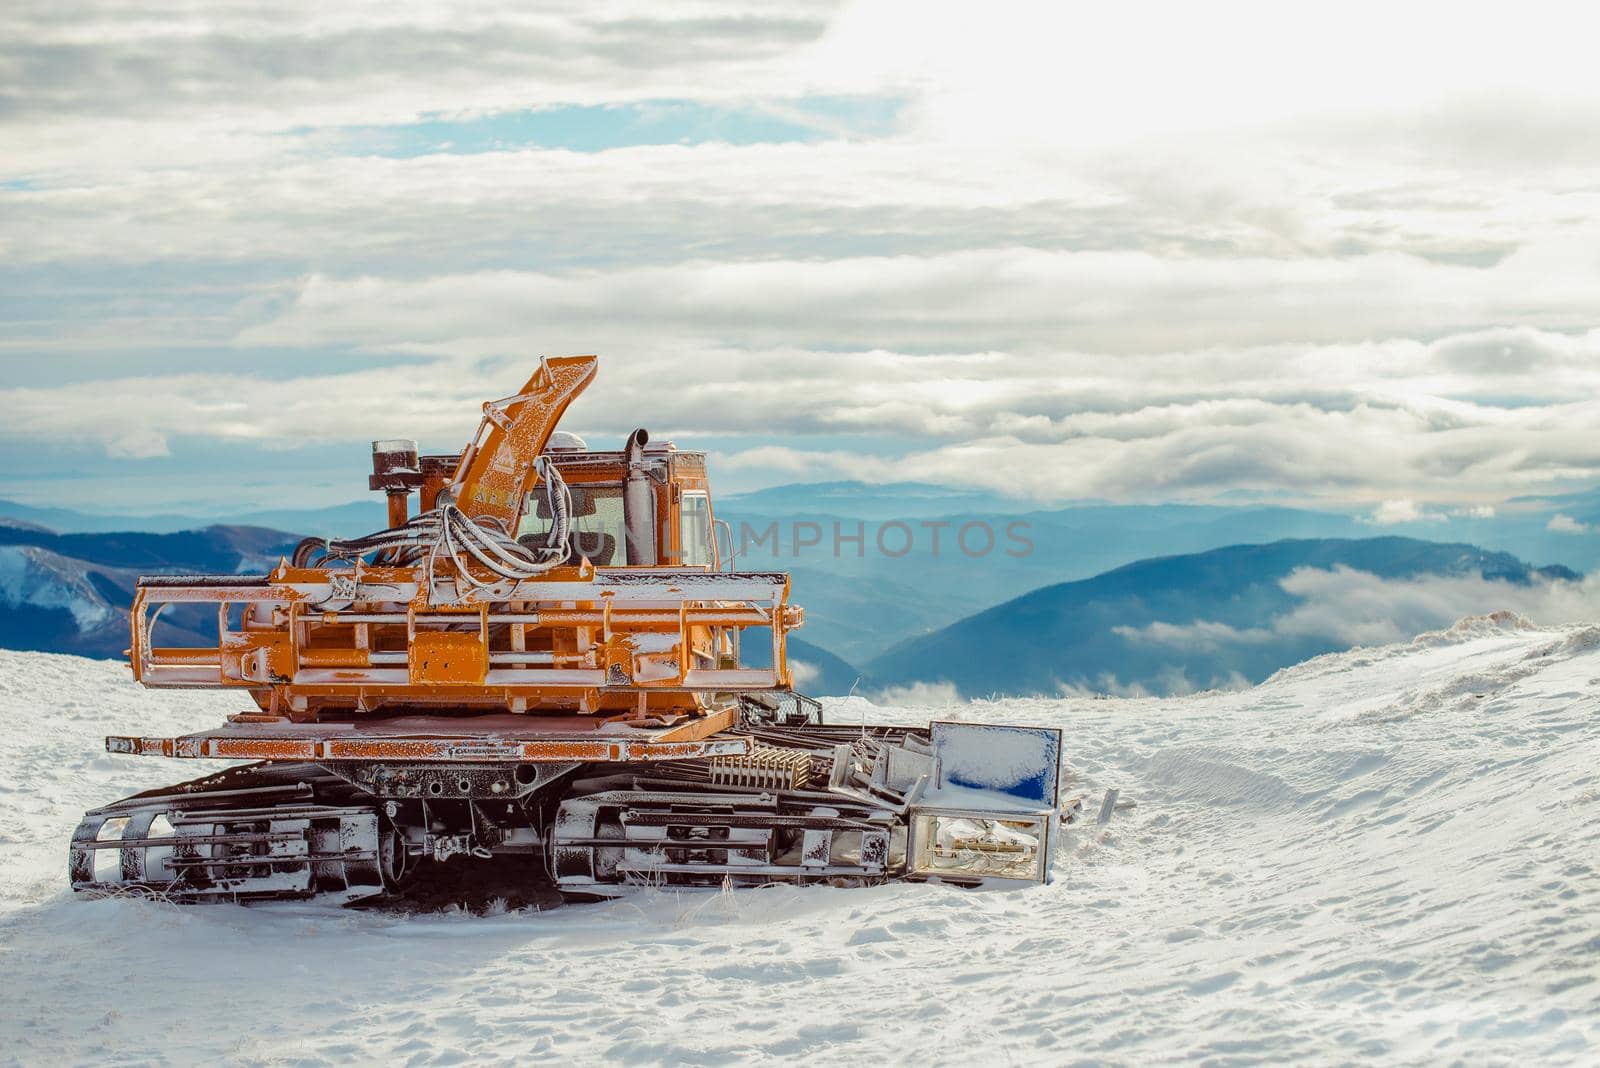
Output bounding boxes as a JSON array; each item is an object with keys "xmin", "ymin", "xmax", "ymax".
[
  {"xmin": 106, "ymin": 732, "xmax": 753, "ymax": 763},
  {"xmin": 105, "ymin": 703, "xmax": 747, "ymax": 764}
]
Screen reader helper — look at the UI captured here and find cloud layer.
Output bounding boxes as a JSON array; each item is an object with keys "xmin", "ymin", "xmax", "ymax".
[
  {"xmin": 3, "ymin": 1, "xmax": 1600, "ymax": 512},
  {"xmin": 1118, "ymin": 565, "xmax": 1600, "ymax": 650}
]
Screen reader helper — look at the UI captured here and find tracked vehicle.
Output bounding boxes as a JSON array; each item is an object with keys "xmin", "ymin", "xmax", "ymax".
[{"xmin": 70, "ymin": 357, "xmax": 1066, "ymax": 905}]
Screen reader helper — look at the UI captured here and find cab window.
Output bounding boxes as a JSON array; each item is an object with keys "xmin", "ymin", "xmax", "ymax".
[
  {"xmin": 680, "ymin": 492, "xmax": 713, "ymax": 568},
  {"xmin": 518, "ymin": 484, "xmax": 625, "ymax": 565}
]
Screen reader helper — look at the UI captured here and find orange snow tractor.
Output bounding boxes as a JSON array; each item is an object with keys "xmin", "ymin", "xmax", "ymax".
[{"xmin": 71, "ymin": 356, "xmax": 1067, "ymax": 904}]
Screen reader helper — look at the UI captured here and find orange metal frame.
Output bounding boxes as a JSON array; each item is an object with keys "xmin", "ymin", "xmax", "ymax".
[
  {"xmin": 119, "ymin": 354, "xmax": 803, "ymax": 759},
  {"xmin": 131, "ymin": 565, "xmax": 800, "ymax": 718}
]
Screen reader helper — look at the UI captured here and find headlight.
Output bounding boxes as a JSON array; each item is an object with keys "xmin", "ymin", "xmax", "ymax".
[{"xmin": 909, "ymin": 809, "xmax": 1050, "ymax": 883}]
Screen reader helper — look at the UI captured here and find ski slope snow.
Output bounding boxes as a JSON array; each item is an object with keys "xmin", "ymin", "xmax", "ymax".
[{"xmin": 1, "ymin": 615, "xmax": 1597, "ymax": 1064}]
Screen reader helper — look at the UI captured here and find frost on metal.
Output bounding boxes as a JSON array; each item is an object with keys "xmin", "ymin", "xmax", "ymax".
[{"xmin": 929, "ymin": 721, "xmax": 1062, "ymax": 805}]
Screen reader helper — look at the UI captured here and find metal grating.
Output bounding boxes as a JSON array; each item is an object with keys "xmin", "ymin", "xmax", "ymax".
[{"xmin": 709, "ymin": 746, "xmax": 814, "ymax": 790}]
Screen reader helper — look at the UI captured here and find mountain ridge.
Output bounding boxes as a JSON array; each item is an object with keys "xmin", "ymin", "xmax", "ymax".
[
  {"xmin": 0, "ymin": 517, "xmax": 1583, "ymax": 705},
  {"xmin": 0, "ymin": 524, "xmax": 301, "ymax": 660},
  {"xmin": 866, "ymin": 536, "xmax": 1583, "ymax": 698}
]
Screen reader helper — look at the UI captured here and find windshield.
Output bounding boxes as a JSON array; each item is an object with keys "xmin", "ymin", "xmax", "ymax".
[{"xmin": 517, "ymin": 484, "xmax": 625, "ymax": 566}]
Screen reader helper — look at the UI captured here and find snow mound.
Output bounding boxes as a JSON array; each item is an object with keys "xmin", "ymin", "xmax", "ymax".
[
  {"xmin": 1262, "ymin": 609, "xmax": 1541, "ymax": 687},
  {"xmin": 1413, "ymin": 608, "xmax": 1542, "ymax": 646},
  {"xmin": 2, "ymin": 629, "xmax": 1598, "ymax": 1063}
]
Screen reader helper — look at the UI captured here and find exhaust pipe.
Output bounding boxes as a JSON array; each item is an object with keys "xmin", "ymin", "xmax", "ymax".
[
  {"xmin": 623, "ymin": 428, "xmax": 656, "ymax": 565},
  {"xmin": 370, "ymin": 438, "xmax": 420, "ymax": 528}
]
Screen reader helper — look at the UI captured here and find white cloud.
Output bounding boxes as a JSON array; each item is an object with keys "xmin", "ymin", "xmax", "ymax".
[
  {"xmin": 787, "ymin": 658, "xmax": 820, "ymax": 688},
  {"xmin": 7, "ymin": 0, "xmax": 1598, "ymax": 165},
  {"xmin": 1368, "ymin": 499, "xmax": 1448, "ymax": 526},
  {"xmin": 1113, "ymin": 619, "xmax": 1274, "ymax": 649},
  {"xmin": 104, "ymin": 429, "xmax": 170, "ymax": 460},
  {"xmin": 1548, "ymin": 514, "xmax": 1591, "ymax": 534},
  {"xmin": 1056, "ymin": 668, "xmax": 1250, "ymax": 699},
  {"xmin": 849, "ymin": 1, "xmax": 1600, "ymax": 150},
  {"xmin": 5, "ymin": 0, "xmax": 1600, "ymax": 515},
  {"xmin": 222, "ymin": 243, "xmax": 1600, "ymax": 358},
  {"xmin": 867, "ymin": 680, "xmax": 961, "ymax": 707},
  {"xmin": 8, "ymin": 326, "xmax": 1600, "ymax": 504},
  {"xmin": 1123, "ymin": 566, "xmax": 1600, "ymax": 654},
  {"xmin": 0, "ymin": 359, "xmax": 501, "ymax": 459},
  {"xmin": 0, "ymin": 3, "xmax": 847, "ymax": 127},
  {"xmin": 1275, "ymin": 567, "xmax": 1600, "ymax": 646}
]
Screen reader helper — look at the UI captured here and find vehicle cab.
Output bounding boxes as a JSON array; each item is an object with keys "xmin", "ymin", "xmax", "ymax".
[{"xmin": 392, "ymin": 429, "xmax": 724, "ymax": 571}]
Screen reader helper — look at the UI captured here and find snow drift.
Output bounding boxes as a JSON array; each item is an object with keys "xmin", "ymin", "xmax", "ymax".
[{"xmin": 1, "ymin": 615, "xmax": 1596, "ymax": 1063}]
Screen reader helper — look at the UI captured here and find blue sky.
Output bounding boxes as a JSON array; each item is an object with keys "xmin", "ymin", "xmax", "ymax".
[
  {"xmin": 3, "ymin": 1, "xmax": 1600, "ymax": 519},
  {"xmin": 316, "ymin": 96, "xmax": 905, "ymax": 157}
]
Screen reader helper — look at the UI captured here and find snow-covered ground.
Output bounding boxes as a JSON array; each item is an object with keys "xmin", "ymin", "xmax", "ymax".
[{"xmin": 2, "ymin": 615, "xmax": 1597, "ymax": 1065}]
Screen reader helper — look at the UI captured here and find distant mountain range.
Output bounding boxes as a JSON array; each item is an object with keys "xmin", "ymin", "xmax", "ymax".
[
  {"xmin": 3, "ymin": 480, "xmax": 1595, "ymax": 699},
  {"xmin": 718, "ymin": 481, "xmax": 1600, "ymax": 663},
  {"xmin": 865, "ymin": 537, "xmax": 1581, "ymax": 698},
  {"xmin": 0, "ymin": 525, "xmax": 299, "ymax": 659},
  {"xmin": 0, "ymin": 498, "xmax": 386, "ymax": 539}
]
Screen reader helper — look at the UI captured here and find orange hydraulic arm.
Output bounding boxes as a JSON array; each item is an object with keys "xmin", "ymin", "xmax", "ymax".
[{"xmin": 444, "ymin": 355, "xmax": 597, "ymax": 529}]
